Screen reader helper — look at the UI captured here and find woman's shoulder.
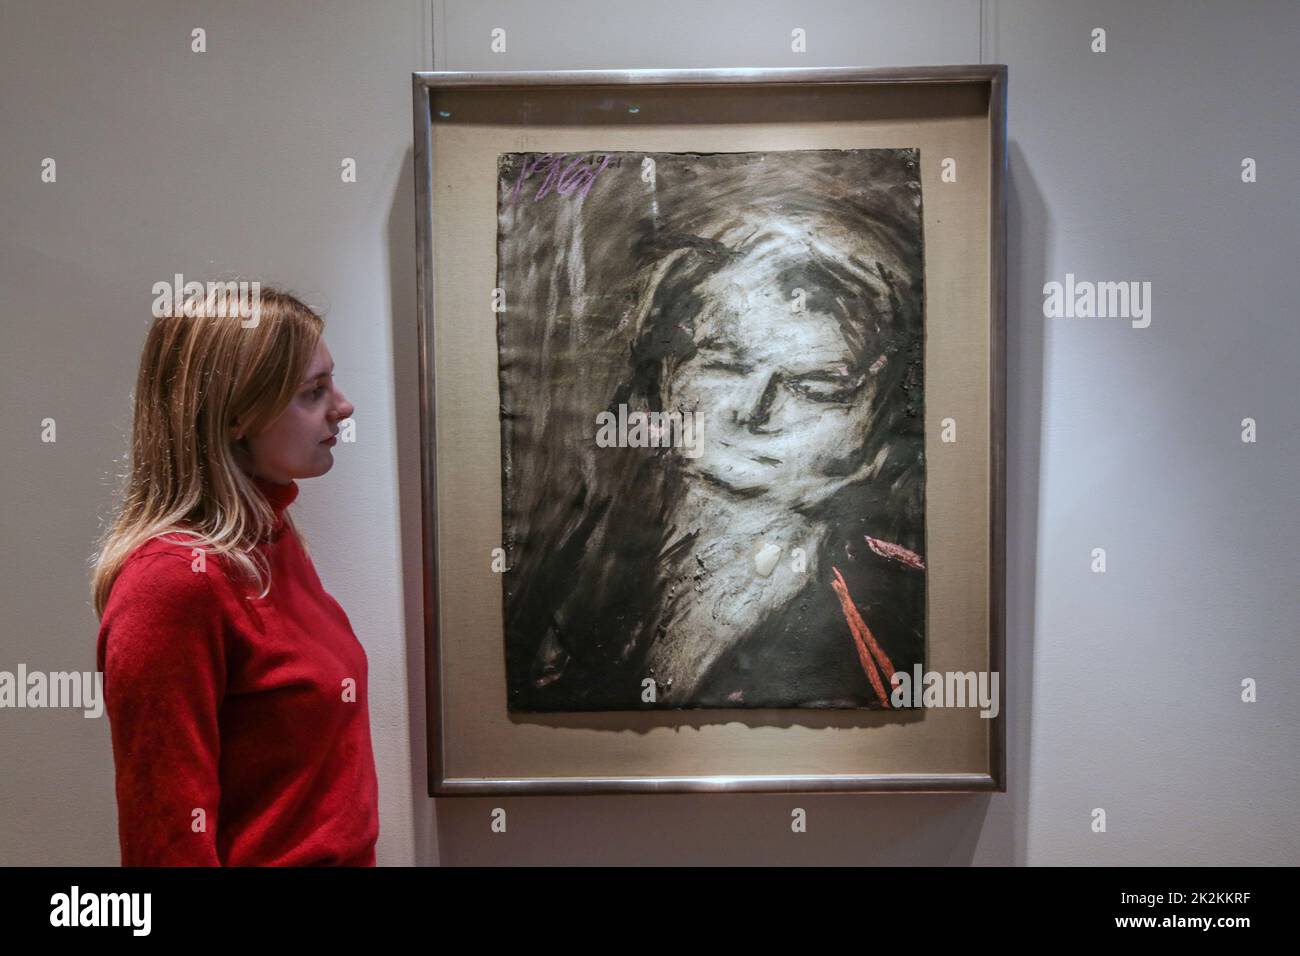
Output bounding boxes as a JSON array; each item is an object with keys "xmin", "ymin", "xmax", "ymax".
[
  {"xmin": 123, "ymin": 532, "xmax": 224, "ymax": 573},
  {"xmin": 106, "ymin": 536, "xmax": 233, "ymax": 617},
  {"xmin": 98, "ymin": 536, "xmax": 238, "ymax": 684}
]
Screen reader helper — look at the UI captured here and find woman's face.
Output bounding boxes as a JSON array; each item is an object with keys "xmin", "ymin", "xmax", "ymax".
[
  {"xmin": 665, "ymin": 277, "xmax": 875, "ymax": 505},
  {"xmin": 233, "ymin": 338, "xmax": 354, "ymax": 484}
]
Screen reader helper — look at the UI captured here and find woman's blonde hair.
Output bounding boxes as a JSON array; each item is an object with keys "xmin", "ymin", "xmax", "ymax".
[{"xmin": 90, "ymin": 283, "xmax": 324, "ymax": 617}]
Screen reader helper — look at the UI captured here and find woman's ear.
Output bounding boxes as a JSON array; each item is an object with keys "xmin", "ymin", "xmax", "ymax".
[{"xmin": 229, "ymin": 421, "xmax": 252, "ymax": 470}]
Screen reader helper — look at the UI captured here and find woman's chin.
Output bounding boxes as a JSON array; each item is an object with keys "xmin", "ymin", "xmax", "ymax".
[{"xmin": 303, "ymin": 449, "xmax": 334, "ymax": 476}]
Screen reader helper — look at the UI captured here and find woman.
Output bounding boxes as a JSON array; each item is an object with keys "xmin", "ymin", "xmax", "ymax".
[
  {"xmin": 502, "ymin": 148, "xmax": 927, "ymax": 711},
  {"xmin": 90, "ymin": 285, "xmax": 379, "ymax": 865}
]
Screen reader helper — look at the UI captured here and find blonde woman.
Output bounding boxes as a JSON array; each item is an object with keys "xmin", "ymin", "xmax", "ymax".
[{"xmin": 90, "ymin": 285, "xmax": 378, "ymax": 866}]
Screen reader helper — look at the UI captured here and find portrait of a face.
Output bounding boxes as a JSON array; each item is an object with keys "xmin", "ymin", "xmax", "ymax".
[
  {"xmin": 495, "ymin": 148, "xmax": 927, "ymax": 711},
  {"xmin": 665, "ymin": 263, "xmax": 880, "ymax": 505}
]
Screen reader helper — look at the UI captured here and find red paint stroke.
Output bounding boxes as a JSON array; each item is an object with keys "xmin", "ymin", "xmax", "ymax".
[
  {"xmin": 864, "ymin": 535, "xmax": 926, "ymax": 570},
  {"xmin": 830, "ymin": 566, "xmax": 895, "ymax": 708}
]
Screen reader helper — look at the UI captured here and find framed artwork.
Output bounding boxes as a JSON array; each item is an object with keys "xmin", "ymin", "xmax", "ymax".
[{"xmin": 414, "ymin": 65, "xmax": 1007, "ymax": 795}]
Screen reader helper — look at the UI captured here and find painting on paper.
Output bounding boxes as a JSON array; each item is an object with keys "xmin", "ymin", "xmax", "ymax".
[{"xmin": 495, "ymin": 148, "xmax": 927, "ymax": 711}]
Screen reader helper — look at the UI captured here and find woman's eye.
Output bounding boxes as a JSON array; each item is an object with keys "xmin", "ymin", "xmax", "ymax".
[{"xmin": 308, "ymin": 385, "xmax": 326, "ymax": 399}]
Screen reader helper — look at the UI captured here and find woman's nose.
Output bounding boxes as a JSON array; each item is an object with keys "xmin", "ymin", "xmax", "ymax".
[
  {"xmin": 733, "ymin": 371, "xmax": 781, "ymax": 433},
  {"xmin": 333, "ymin": 389, "xmax": 355, "ymax": 421}
]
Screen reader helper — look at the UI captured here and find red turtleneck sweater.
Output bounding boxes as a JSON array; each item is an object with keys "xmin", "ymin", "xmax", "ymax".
[{"xmin": 96, "ymin": 477, "xmax": 379, "ymax": 866}]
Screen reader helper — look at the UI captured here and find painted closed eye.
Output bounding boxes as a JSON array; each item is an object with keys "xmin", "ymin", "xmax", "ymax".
[
  {"xmin": 785, "ymin": 372, "xmax": 866, "ymax": 403},
  {"xmin": 700, "ymin": 359, "xmax": 753, "ymax": 374}
]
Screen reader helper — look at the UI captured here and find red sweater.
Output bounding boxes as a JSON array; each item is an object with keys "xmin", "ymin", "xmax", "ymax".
[{"xmin": 96, "ymin": 476, "xmax": 379, "ymax": 866}]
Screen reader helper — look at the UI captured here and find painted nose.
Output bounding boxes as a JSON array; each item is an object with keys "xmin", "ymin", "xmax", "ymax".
[{"xmin": 733, "ymin": 372, "xmax": 781, "ymax": 434}]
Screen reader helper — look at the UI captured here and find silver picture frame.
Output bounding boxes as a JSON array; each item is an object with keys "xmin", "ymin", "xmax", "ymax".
[{"xmin": 413, "ymin": 65, "xmax": 1007, "ymax": 796}]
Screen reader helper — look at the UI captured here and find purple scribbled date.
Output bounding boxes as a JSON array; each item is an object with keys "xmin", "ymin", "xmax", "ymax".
[{"xmin": 507, "ymin": 152, "xmax": 613, "ymax": 204}]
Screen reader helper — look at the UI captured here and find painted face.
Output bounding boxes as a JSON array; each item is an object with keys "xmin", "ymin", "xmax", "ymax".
[
  {"xmin": 664, "ymin": 275, "xmax": 875, "ymax": 505},
  {"xmin": 234, "ymin": 338, "xmax": 354, "ymax": 484}
]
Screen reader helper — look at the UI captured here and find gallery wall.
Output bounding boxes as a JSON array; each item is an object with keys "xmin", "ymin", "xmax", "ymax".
[{"xmin": 0, "ymin": 0, "xmax": 1294, "ymax": 866}]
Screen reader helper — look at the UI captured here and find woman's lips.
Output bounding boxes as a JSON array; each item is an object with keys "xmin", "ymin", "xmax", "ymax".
[{"xmin": 321, "ymin": 436, "xmax": 337, "ymax": 446}]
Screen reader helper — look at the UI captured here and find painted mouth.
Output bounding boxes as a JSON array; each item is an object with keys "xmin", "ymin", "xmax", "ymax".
[{"xmin": 321, "ymin": 436, "xmax": 337, "ymax": 446}]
